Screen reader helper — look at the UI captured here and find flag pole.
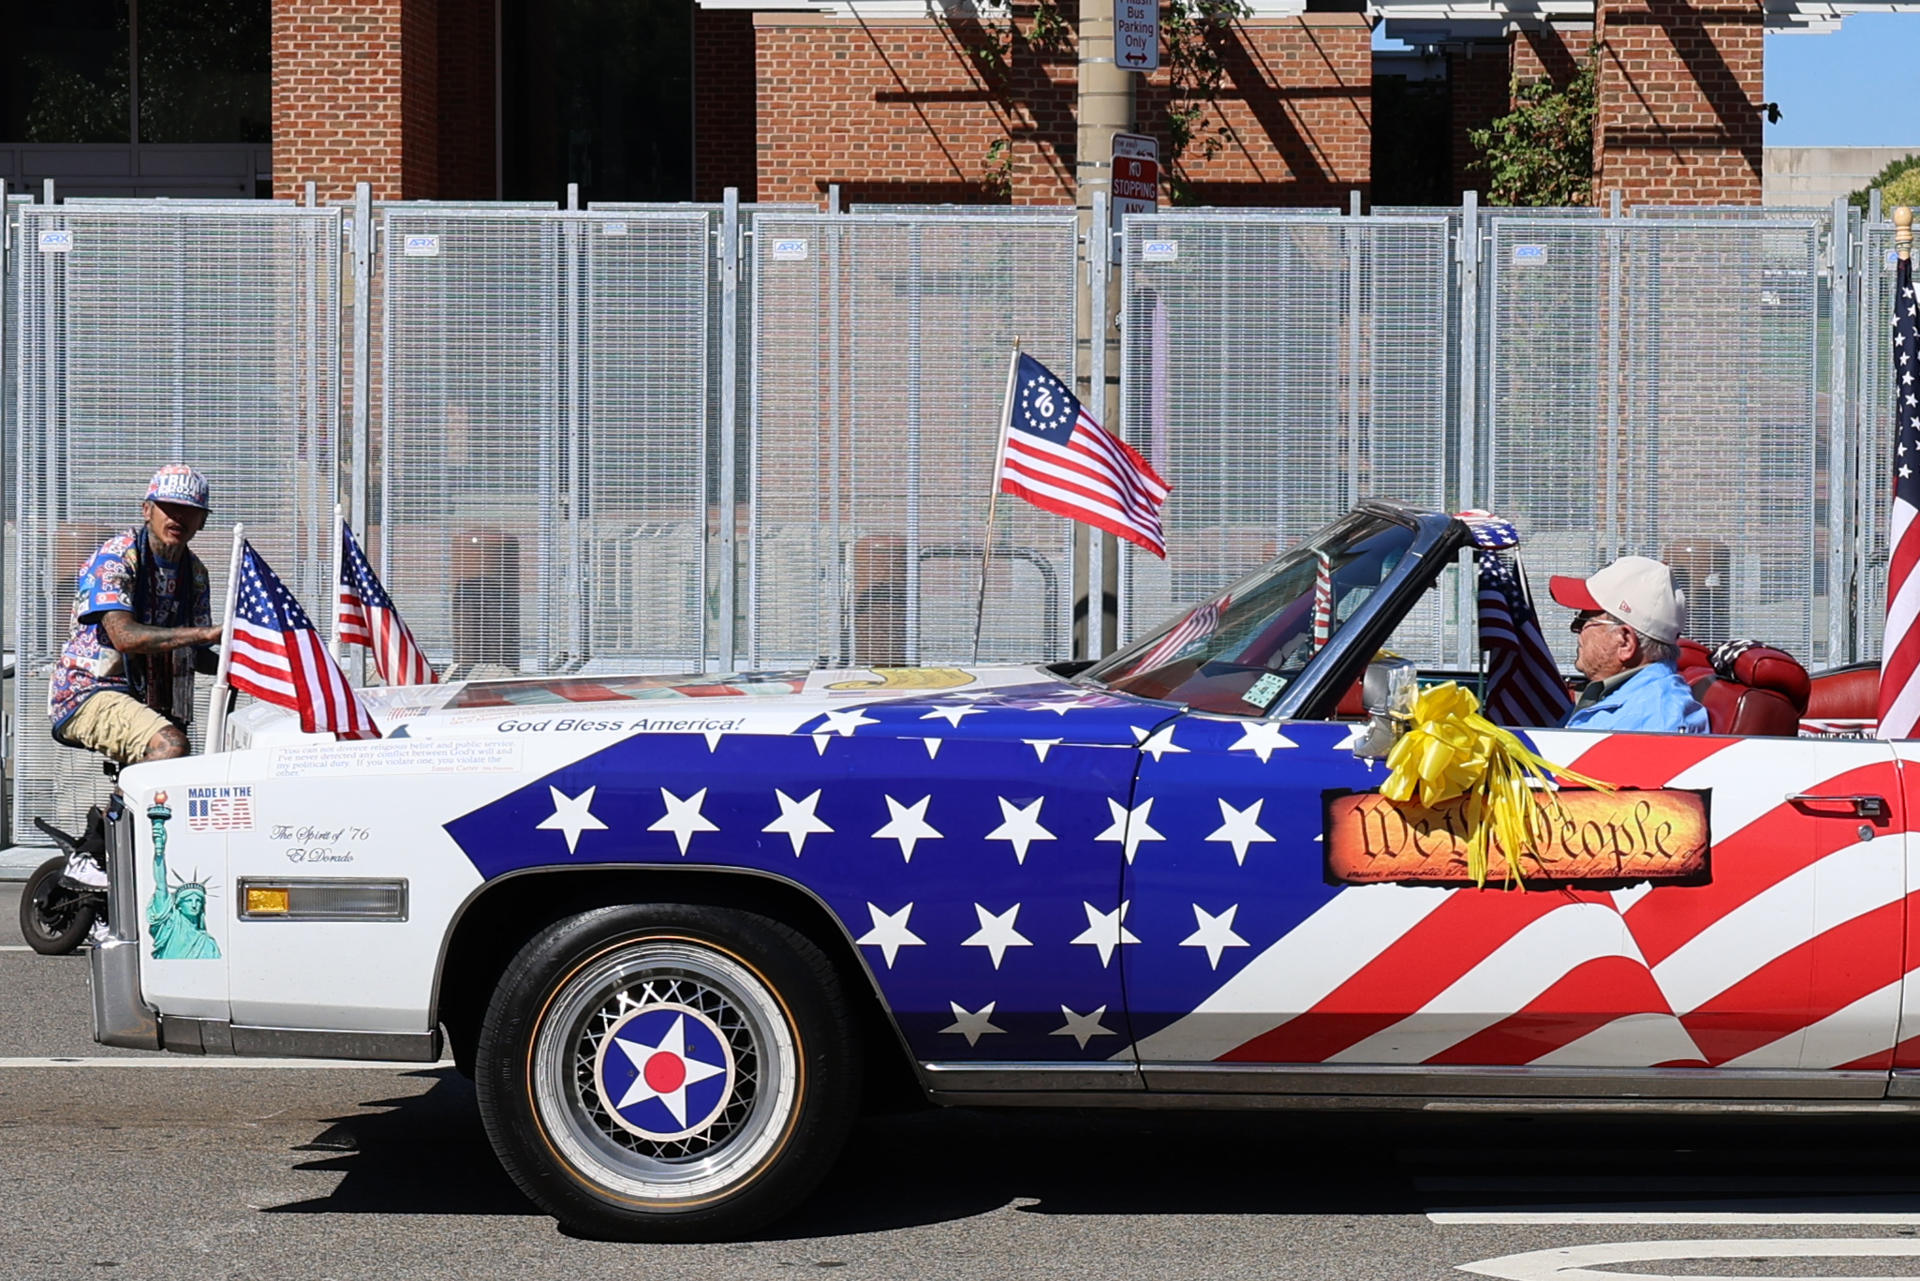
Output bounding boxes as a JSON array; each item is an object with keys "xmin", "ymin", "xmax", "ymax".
[
  {"xmin": 1900, "ymin": 205, "xmax": 1912, "ymax": 261},
  {"xmin": 973, "ymin": 339, "xmax": 1022, "ymax": 664},
  {"xmin": 207, "ymin": 523, "xmax": 245, "ymax": 754},
  {"xmin": 330, "ymin": 502, "xmax": 345, "ymax": 662}
]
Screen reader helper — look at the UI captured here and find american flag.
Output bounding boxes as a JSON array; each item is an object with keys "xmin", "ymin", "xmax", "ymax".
[
  {"xmin": 1880, "ymin": 254, "xmax": 1920, "ymax": 738},
  {"xmin": 1461, "ymin": 513, "xmax": 1573, "ymax": 727},
  {"xmin": 1309, "ymin": 550, "xmax": 1333, "ymax": 652},
  {"xmin": 997, "ymin": 353, "xmax": 1169, "ymax": 558},
  {"xmin": 228, "ymin": 542, "xmax": 381, "ymax": 740},
  {"xmin": 338, "ymin": 519, "xmax": 437, "ymax": 686},
  {"xmin": 1134, "ymin": 594, "xmax": 1231, "ymax": 671}
]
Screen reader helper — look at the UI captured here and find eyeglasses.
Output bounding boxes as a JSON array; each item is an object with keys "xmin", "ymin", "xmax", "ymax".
[{"xmin": 1571, "ymin": 612, "xmax": 1622, "ymax": 636}]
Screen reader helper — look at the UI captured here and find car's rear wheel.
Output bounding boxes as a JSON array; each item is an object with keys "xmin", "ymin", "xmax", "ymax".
[{"xmin": 475, "ymin": 903, "xmax": 859, "ymax": 1240}]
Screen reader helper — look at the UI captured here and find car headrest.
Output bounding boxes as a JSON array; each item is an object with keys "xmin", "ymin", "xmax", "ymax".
[{"xmin": 1712, "ymin": 640, "xmax": 1810, "ymax": 714}]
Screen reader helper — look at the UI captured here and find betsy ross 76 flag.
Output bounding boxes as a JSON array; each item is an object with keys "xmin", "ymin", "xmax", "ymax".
[
  {"xmin": 997, "ymin": 353, "xmax": 1169, "ymax": 557},
  {"xmin": 229, "ymin": 542, "xmax": 381, "ymax": 740},
  {"xmin": 1881, "ymin": 253, "xmax": 1920, "ymax": 738},
  {"xmin": 338, "ymin": 519, "xmax": 437, "ymax": 686}
]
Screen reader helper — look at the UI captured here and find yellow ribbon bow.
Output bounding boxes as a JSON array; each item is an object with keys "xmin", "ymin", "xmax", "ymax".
[{"xmin": 1379, "ymin": 681, "xmax": 1613, "ymax": 889}]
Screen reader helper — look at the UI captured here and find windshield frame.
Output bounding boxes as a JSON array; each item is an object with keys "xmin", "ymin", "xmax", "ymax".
[{"xmin": 1078, "ymin": 502, "xmax": 1464, "ymax": 720}]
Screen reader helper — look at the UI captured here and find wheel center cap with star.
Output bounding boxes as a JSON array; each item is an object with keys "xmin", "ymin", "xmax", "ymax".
[{"xmin": 592, "ymin": 1003, "xmax": 736, "ymax": 1142}]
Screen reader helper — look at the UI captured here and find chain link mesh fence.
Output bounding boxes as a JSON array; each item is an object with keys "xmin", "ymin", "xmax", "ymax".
[
  {"xmin": 1488, "ymin": 216, "xmax": 1825, "ymax": 668},
  {"xmin": 748, "ymin": 213, "xmax": 1080, "ymax": 669},
  {"xmin": 1118, "ymin": 212, "xmax": 1458, "ymax": 664},
  {"xmin": 12, "ymin": 201, "xmax": 339, "ymax": 833}
]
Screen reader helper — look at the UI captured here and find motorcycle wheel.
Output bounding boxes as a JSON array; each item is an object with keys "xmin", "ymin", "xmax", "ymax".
[{"xmin": 19, "ymin": 856, "xmax": 96, "ymax": 956}]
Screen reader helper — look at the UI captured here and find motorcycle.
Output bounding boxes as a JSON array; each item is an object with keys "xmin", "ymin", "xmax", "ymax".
[{"xmin": 18, "ymin": 801, "xmax": 115, "ymax": 956}]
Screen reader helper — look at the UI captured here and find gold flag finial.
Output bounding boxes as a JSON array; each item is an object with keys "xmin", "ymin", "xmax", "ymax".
[{"xmin": 1898, "ymin": 206, "xmax": 1913, "ymax": 261}]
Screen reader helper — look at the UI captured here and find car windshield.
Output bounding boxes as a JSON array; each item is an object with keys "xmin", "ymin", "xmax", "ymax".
[{"xmin": 1080, "ymin": 512, "xmax": 1417, "ymax": 714}]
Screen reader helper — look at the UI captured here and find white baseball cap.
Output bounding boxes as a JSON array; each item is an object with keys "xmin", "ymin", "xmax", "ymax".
[{"xmin": 1548, "ymin": 555, "xmax": 1688, "ymax": 645}]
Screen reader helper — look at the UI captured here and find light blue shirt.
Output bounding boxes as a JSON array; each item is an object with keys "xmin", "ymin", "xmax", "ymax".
[{"xmin": 1562, "ymin": 661, "xmax": 1710, "ymax": 735}]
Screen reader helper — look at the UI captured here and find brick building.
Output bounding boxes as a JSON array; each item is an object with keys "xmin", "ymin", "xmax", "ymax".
[{"xmin": 0, "ymin": 2, "xmax": 1884, "ymax": 210}]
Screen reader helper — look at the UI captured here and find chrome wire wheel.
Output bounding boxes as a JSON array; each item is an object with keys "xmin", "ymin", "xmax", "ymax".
[{"xmin": 530, "ymin": 939, "xmax": 800, "ymax": 1205}]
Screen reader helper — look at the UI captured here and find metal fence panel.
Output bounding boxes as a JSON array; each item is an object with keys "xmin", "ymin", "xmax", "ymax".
[
  {"xmin": 1118, "ymin": 213, "xmax": 1457, "ymax": 663},
  {"xmin": 747, "ymin": 213, "xmax": 1079, "ymax": 668},
  {"xmin": 1488, "ymin": 216, "xmax": 1824, "ymax": 668},
  {"xmin": 1857, "ymin": 220, "xmax": 1897, "ymax": 659},
  {"xmin": 13, "ymin": 202, "xmax": 339, "ymax": 833},
  {"xmin": 378, "ymin": 208, "xmax": 712, "ymax": 677}
]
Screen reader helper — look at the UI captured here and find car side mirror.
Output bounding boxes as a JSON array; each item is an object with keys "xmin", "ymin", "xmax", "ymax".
[{"xmin": 1353, "ymin": 657, "xmax": 1418, "ymax": 759}]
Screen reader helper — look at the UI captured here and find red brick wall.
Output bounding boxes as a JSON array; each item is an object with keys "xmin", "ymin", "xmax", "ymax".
[
  {"xmin": 1593, "ymin": 0, "xmax": 1763, "ymax": 206},
  {"xmin": 1446, "ymin": 41, "xmax": 1508, "ymax": 200},
  {"xmin": 1512, "ymin": 23, "xmax": 1594, "ymax": 95},
  {"xmin": 746, "ymin": 9, "xmax": 1368, "ymax": 208},
  {"xmin": 272, "ymin": 0, "xmax": 493, "ymax": 202},
  {"xmin": 695, "ymin": 9, "xmax": 757, "ymax": 201}
]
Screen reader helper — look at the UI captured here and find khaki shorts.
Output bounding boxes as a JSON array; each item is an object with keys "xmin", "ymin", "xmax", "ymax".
[{"xmin": 61, "ymin": 692, "xmax": 176, "ymax": 765}]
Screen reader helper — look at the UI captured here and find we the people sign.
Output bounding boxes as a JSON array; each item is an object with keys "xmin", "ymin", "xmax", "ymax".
[{"xmin": 1323, "ymin": 788, "xmax": 1712, "ymax": 888}]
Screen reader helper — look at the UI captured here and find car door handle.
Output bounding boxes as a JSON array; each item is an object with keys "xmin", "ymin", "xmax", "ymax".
[{"xmin": 1785, "ymin": 793, "xmax": 1891, "ymax": 819}]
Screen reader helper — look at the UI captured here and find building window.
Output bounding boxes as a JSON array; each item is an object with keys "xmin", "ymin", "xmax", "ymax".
[
  {"xmin": 501, "ymin": 0, "xmax": 693, "ymax": 202},
  {"xmin": 0, "ymin": 0, "xmax": 268, "ymax": 146}
]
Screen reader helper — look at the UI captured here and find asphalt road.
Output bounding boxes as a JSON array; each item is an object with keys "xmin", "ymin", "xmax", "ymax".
[{"xmin": 11, "ymin": 884, "xmax": 1920, "ymax": 1281}]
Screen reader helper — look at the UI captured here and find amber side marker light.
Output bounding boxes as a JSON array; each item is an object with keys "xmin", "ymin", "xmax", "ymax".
[{"xmin": 237, "ymin": 879, "xmax": 408, "ymax": 922}]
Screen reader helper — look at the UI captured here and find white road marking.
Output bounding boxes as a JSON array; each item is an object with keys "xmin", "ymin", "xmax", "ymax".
[
  {"xmin": 1435, "ymin": 1209, "xmax": 1920, "ymax": 1225},
  {"xmin": 0, "ymin": 1056, "xmax": 452, "ymax": 1070},
  {"xmin": 0, "ymin": 946, "xmax": 43, "ymax": 952},
  {"xmin": 1456, "ymin": 1236, "xmax": 1920, "ymax": 1280}
]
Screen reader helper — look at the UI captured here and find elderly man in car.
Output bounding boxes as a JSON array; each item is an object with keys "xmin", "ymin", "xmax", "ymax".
[{"xmin": 1549, "ymin": 555, "xmax": 1709, "ymax": 734}]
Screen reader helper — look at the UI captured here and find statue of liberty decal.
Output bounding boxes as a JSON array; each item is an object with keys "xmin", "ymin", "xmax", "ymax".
[{"xmin": 146, "ymin": 791, "xmax": 220, "ymax": 960}]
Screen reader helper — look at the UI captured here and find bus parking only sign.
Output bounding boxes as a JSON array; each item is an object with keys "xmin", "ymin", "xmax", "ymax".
[{"xmin": 1116, "ymin": 0, "xmax": 1159, "ymax": 71}]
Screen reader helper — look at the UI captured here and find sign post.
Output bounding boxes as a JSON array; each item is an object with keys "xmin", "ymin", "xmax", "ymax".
[{"xmin": 1116, "ymin": 0, "xmax": 1159, "ymax": 71}]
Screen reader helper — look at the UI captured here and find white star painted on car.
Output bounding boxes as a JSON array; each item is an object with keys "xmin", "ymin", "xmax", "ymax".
[
  {"xmin": 873, "ymin": 795, "xmax": 942, "ymax": 862},
  {"xmin": 762, "ymin": 788, "xmax": 833, "ymax": 856},
  {"xmin": 1051, "ymin": 1004, "xmax": 1116, "ymax": 1050},
  {"xmin": 812, "ymin": 733, "xmax": 833, "ymax": 755},
  {"xmin": 818, "ymin": 707, "xmax": 879, "ymax": 737},
  {"xmin": 940, "ymin": 1000, "xmax": 1004, "ymax": 1047},
  {"xmin": 1228, "ymin": 721, "xmax": 1297, "ymax": 763},
  {"xmin": 609, "ymin": 1013, "xmax": 726, "ymax": 1126},
  {"xmin": 920, "ymin": 703, "xmax": 985, "ymax": 727},
  {"xmin": 1334, "ymin": 723, "xmax": 1370, "ymax": 753},
  {"xmin": 1132, "ymin": 724, "xmax": 1188, "ymax": 761},
  {"xmin": 962, "ymin": 903, "xmax": 1032, "ymax": 969},
  {"xmin": 1069, "ymin": 900, "xmax": 1140, "ymax": 967},
  {"xmin": 1206, "ymin": 798, "xmax": 1275, "ymax": 865},
  {"xmin": 855, "ymin": 902, "xmax": 924, "ymax": 968},
  {"xmin": 1180, "ymin": 903, "xmax": 1249, "ymax": 970},
  {"xmin": 922, "ymin": 737, "xmax": 944, "ymax": 760},
  {"xmin": 648, "ymin": 787, "xmax": 718, "ymax": 855},
  {"xmin": 1024, "ymin": 738, "xmax": 1061, "ymax": 762},
  {"xmin": 702, "ymin": 730, "xmax": 726, "ymax": 751},
  {"xmin": 984, "ymin": 797, "xmax": 1055, "ymax": 864},
  {"xmin": 1094, "ymin": 797, "xmax": 1164, "ymax": 862},
  {"xmin": 1031, "ymin": 696, "xmax": 1091, "ymax": 716},
  {"xmin": 537, "ymin": 785, "xmax": 608, "ymax": 854}
]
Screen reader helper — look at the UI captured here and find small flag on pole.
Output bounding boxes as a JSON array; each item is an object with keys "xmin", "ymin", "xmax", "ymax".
[
  {"xmin": 1881, "ymin": 231, "xmax": 1920, "ymax": 739},
  {"xmin": 228, "ymin": 541, "xmax": 381, "ymax": 740},
  {"xmin": 1459, "ymin": 511, "xmax": 1573, "ymax": 728},
  {"xmin": 338, "ymin": 519, "xmax": 437, "ymax": 686},
  {"xmin": 997, "ymin": 352, "xmax": 1169, "ymax": 558}
]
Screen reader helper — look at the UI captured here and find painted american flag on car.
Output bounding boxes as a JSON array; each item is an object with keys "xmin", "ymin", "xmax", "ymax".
[{"xmin": 438, "ymin": 683, "xmax": 1915, "ymax": 1073}]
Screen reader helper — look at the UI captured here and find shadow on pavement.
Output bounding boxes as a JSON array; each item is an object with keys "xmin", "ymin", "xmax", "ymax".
[{"xmin": 262, "ymin": 1080, "xmax": 1920, "ymax": 1236}]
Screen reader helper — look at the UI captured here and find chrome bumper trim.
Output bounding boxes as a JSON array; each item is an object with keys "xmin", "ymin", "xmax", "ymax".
[
  {"xmin": 90, "ymin": 807, "xmax": 160, "ymax": 1050},
  {"xmin": 89, "ymin": 938, "xmax": 160, "ymax": 1050}
]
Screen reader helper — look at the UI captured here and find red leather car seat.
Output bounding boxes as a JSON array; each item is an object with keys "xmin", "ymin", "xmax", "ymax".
[
  {"xmin": 1805, "ymin": 661, "xmax": 1879, "ymax": 722},
  {"xmin": 1677, "ymin": 639, "xmax": 1809, "ymax": 737}
]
